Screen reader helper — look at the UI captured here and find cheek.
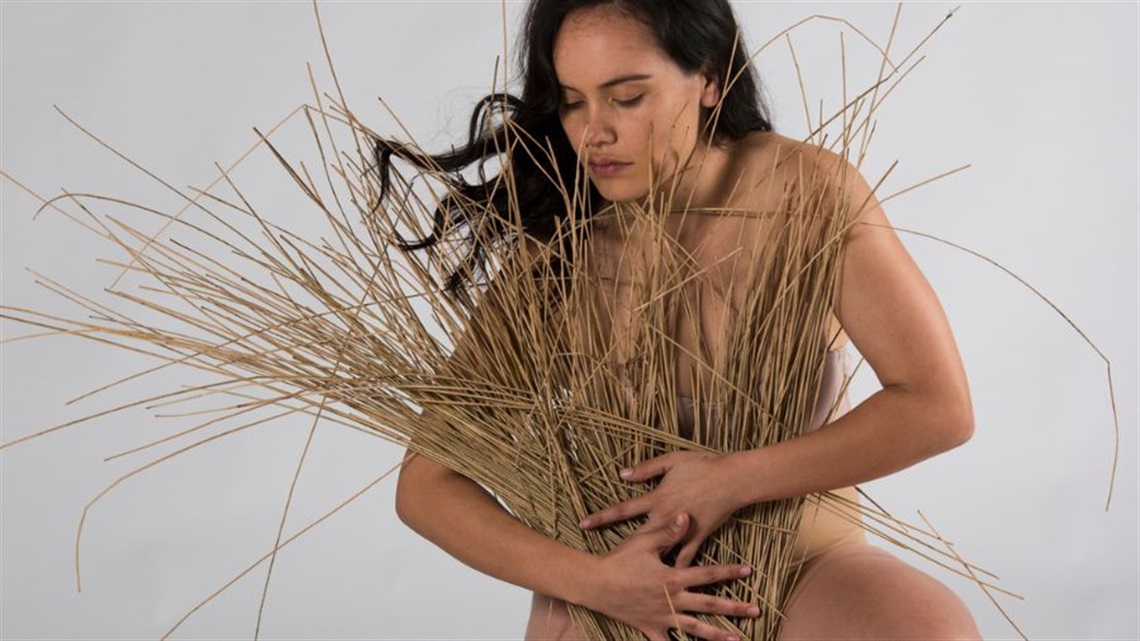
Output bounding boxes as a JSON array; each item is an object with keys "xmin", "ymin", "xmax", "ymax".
[
  {"xmin": 560, "ymin": 113, "xmax": 585, "ymax": 149},
  {"xmin": 640, "ymin": 121, "xmax": 684, "ymax": 166},
  {"xmin": 625, "ymin": 117, "xmax": 661, "ymax": 157},
  {"xmin": 655, "ymin": 103, "xmax": 700, "ymax": 154}
]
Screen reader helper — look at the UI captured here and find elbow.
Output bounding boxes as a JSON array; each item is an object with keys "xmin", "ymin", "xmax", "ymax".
[
  {"xmin": 394, "ymin": 451, "xmax": 459, "ymax": 534},
  {"xmin": 944, "ymin": 409, "xmax": 974, "ymax": 450},
  {"xmin": 910, "ymin": 370, "xmax": 973, "ymax": 453},
  {"xmin": 937, "ymin": 393, "xmax": 975, "ymax": 452},
  {"xmin": 394, "ymin": 455, "xmax": 423, "ymax": 529},
  {"xmin": 394, "ymin": 474, "xmax": 412, "ymax": 527}
]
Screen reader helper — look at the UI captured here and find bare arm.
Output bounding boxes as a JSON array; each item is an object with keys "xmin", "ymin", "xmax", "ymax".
[
  {"xmin": 724, "ymin": 151, "xmax": 973, "ymax": 504},
  {"xmin": 396, "ymin": 450, "xmax": 596, "ymax": 603},
  {"xmin": 396, "ymin": 447, "xmax": 758, "ymax": 641}
]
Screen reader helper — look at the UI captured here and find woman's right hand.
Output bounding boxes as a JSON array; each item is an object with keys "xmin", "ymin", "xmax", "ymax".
[
  {"xmin": 398, "ymin": 453, "xmax": 756, "ymax": 640},
  {"xmin": 581, "ymin": 512, "xmax": 760, "ymax": 641}
]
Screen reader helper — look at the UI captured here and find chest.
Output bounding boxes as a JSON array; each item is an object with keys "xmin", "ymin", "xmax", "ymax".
[{"xmin": 574, "ymin": 212, "xmax": 773, "ymax": 399}]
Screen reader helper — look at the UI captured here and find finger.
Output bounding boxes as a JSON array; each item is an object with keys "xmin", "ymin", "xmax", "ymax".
[
  {"xmin": 679, "ymin": 562, "xmax": 752, "ymax": 589},
  {"xmin": 619, "ymin": 453, "xmax": 673, "ymax": 482},
  {"xmin": 642, "ymin": 512, "xmax": 689, "ymax": 553},
  {"xmin": 630, "ymin": 512, "xmax": 670, "ymax": 537},
  {"xmin": 675, "ymin": 591, "xmax": 761, "ymax": 620},
  {"xmin": 579, "ymin": 495, "xmax": 651, "ymax": 529},
  {"xmin": 672, "ymin": 614, "xmax": 745, "ymax": 641},
  {"xmin": 674, "ymin": 538, "xmax": 701, "ymax": 568}
]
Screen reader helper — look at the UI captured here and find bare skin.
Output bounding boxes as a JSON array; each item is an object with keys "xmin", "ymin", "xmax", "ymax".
[
  {"xmin": 778, "ymin": 542, "xmax": 980, "ymax": 640},
  {"xmin": 398, "ymin": 5, "xmax": 981, "ymax": 640}
]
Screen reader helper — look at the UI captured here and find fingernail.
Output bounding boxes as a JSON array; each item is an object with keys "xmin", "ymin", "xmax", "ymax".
[
  {"xmin": 727, "ymin": 636, "xmax": 739, "ymax": 641},
  {"xmin": 619, "ymin": 468, "xmax": 633, "ymax": 479},
  {"xmin": 747, "ymin": 605, "xmax": 761, "ymax": 617},
  {"xmin": 579, "ymin": 517, "xmax": 592, "ymax": 529},
  {"xmin": 673, "ymin": 513, "xmax": 686, "ymax": 526},
  {"xmin": 739, "ymin": 566, "xmax": 752, "ymax": 577}
]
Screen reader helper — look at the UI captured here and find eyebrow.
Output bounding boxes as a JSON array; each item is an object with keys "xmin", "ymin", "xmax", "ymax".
[{"xmin": 560, "ymin": 73, "xmax": 653, "ymax": 92}]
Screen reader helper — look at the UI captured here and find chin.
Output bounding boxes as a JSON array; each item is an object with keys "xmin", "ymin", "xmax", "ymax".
[{"xmin": 591, "ymin": 180, "xmax": 650, "ymax": 205}]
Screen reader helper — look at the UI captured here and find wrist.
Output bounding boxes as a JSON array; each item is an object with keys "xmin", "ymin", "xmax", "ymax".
[
  {"xmin": 723, "ymin": 448, "xmax": 772, "ymax": 507},
  {"xmin": 557, "ymin": 547, "xmax": 607, "ymax": 608}
]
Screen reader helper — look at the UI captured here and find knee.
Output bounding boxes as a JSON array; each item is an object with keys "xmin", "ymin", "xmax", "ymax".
[
  {"xmin": 779, "ymin": 544, "xmax": 982, "ymax": 641},
  {"xmin": 906, "ymin": 618, "xmax": 981, "ymax": 641},
  {"xmin": 847, "ymin": 566, "xmax": 980, "ymax": 640},
  {"xmin": 878, "ymin": 597, "xmax": 981, "ymax": 641}
]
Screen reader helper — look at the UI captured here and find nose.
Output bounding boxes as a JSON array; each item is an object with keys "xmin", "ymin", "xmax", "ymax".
[{"xmin": 582, "ymin": 104, "xmax": 616, "ymax": 149}]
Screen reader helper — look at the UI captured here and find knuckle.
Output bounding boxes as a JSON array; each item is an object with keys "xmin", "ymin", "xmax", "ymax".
[
  {"xmin": 696, "ymin": 594, "xmax": 719, "ymax": 612},
  {"xmin": 724, "ymin": 598, "xmax": 748, "ymax": 615},
  {"xmin": 724, "ymin": 564, "xmax": 746, "ymax": 580},
  {"xmin": 677, "ymin": 617, "xmax": 712, "ymax": 638}
]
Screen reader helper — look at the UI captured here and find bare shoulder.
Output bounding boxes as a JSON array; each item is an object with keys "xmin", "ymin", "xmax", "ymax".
[
  {"xmin": 729, "ymin": 133, "xmax": 886, "ymax": 349},
  {"xmin": 726, "ymin": 132, "xmax": 859, "ymax": 203},
  {"xmin": 741, "ymin": 132, "xmax": 858, "ymax": 175}
]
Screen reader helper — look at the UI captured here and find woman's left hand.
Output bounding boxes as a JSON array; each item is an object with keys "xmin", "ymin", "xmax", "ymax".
[{"xmin": 579, "ymin": 451, "xmax": 745, "ymax": 568}]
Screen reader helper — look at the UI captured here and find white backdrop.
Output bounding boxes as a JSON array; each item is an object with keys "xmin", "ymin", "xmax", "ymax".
[{"xmin": 1, "ymin": 2, "xmax": 1136, "ymax": 640}]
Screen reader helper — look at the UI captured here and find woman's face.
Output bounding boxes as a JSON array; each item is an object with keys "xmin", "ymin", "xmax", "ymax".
[{"xmin": 553, "ymin": 6, "xmax": 720, "ymax": 204}]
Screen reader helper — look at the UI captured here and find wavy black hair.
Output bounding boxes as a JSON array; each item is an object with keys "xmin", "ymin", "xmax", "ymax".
[{"xmin": 372, "ymin": 0, "xmax": 774, "ymax": 298}]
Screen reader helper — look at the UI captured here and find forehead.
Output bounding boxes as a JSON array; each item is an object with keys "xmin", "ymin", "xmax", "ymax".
[{"xmin": 552, "ymin": 7, "xmax": 672, "ymax": 87}]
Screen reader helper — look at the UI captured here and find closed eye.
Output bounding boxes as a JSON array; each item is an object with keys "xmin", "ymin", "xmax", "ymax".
[
  {"xmin": 560, "ymin": 94, "xmax": 643, "ymax": 112},
  {"xmin": 612, "ymin": 94, "xmax": 644, "ymax": 108}
]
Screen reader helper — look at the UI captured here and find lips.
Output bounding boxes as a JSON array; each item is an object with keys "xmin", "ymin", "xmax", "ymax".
[{"xmin": 587, "ymin": 158, "xmax": 632, "ymax": 178}]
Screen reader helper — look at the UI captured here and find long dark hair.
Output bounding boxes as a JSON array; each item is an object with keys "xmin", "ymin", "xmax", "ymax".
[{"xmin": 371, "ymin": 0, "xmax": 773, "ymax": 298}]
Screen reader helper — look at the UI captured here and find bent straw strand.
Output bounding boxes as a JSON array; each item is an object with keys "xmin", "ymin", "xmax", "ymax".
[
  {"xmin": 888, "ymin": 224, "xmax": 1121, "ymax": 510},
  {"xmin": 919, "ymin": 511, "xmax": 1028, "ymax": 641}
]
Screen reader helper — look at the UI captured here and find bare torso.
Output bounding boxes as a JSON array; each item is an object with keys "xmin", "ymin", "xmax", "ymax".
[{"xmin": 524, "ymin": 133, "xmax": 865, "ymax": 639}]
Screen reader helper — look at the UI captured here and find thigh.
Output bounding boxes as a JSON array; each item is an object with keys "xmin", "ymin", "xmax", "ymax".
[{"xmin": 778, "ymin": 542, "xmax": 980, "ymax": 641}]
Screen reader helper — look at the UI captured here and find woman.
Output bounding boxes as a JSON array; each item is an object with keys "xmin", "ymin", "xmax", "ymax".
[{"xmin": 389, "ymin": 1, "xmax": 980, "ymax": 639}]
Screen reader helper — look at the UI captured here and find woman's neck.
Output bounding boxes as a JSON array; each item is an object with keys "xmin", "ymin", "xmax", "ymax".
[{"xmin": 656, "ymin": 140, "xmax": 735, "ymax": 212}]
